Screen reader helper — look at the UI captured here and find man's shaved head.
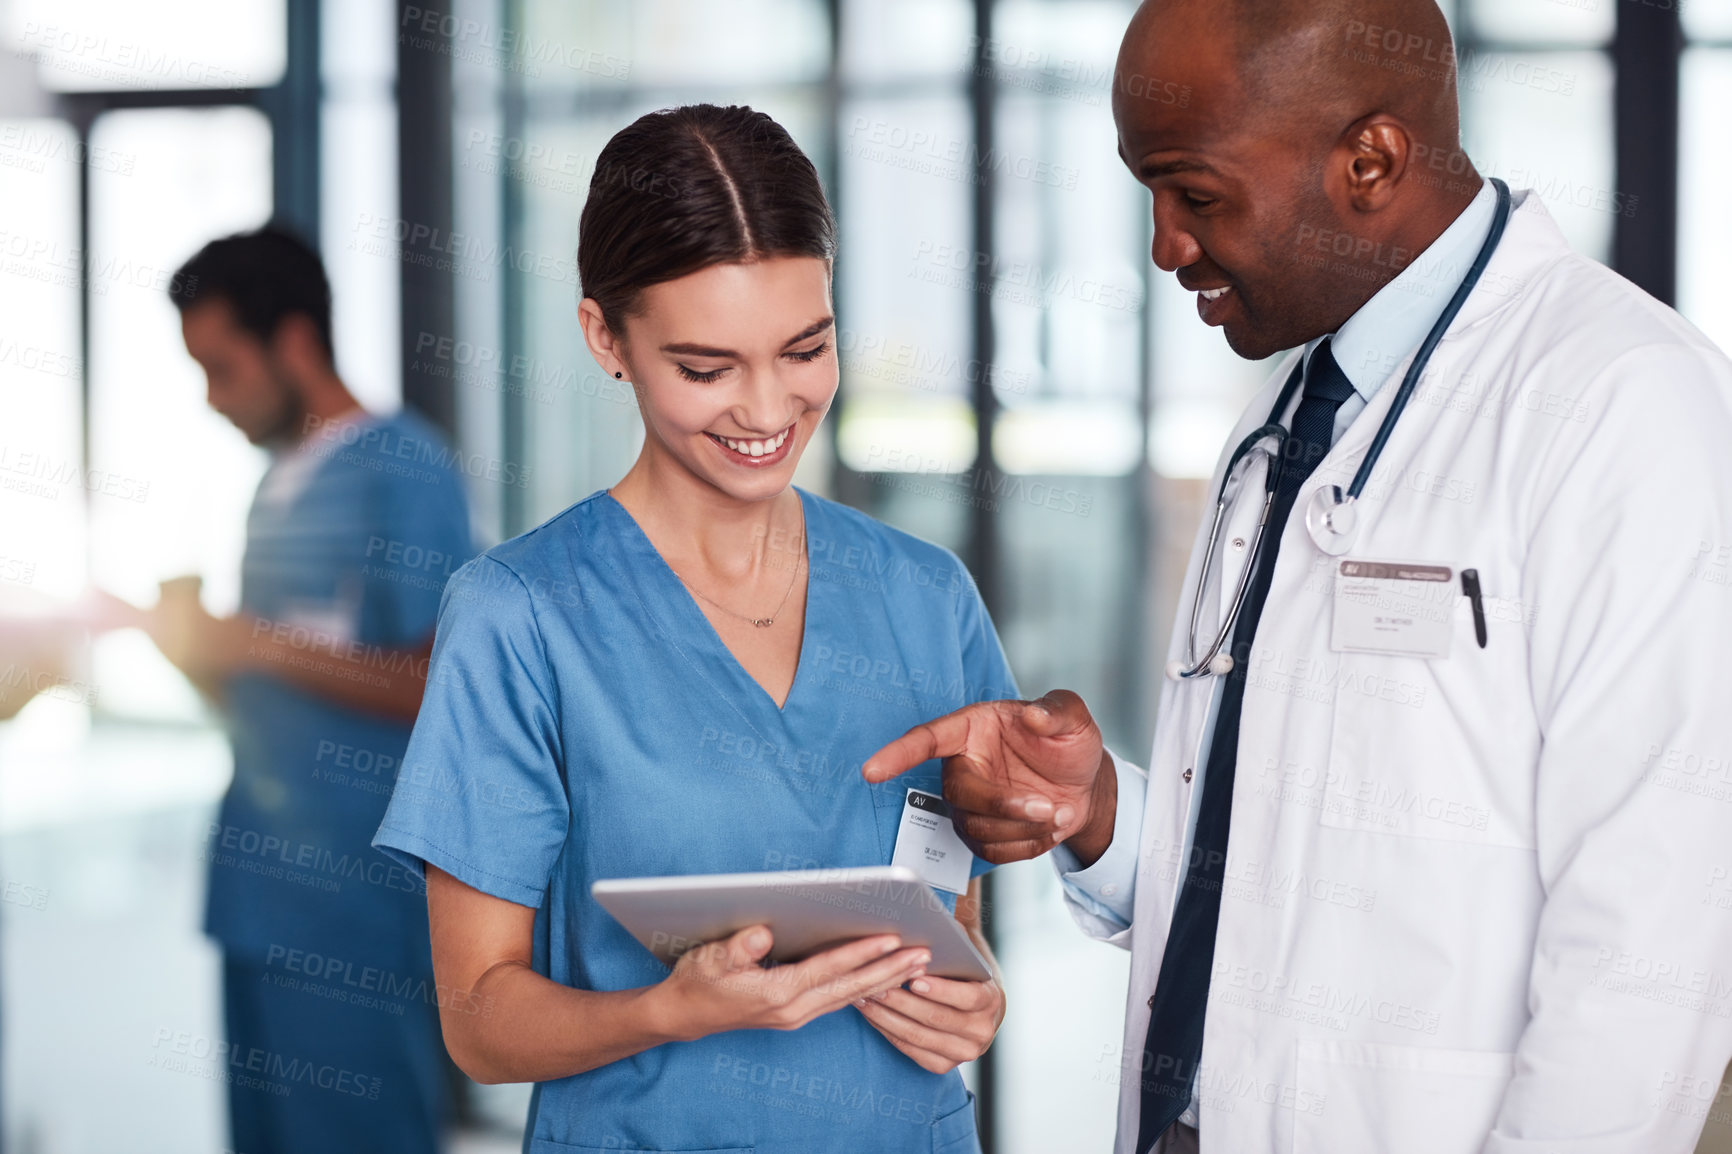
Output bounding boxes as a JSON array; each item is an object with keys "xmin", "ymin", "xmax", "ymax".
[
  {"xmin": 1113, "ymin": 0, "xmax": 1480, "ymax": 359},
  {"xmin": 1227, "ymin": 0, "xmax": 1461, "ymax": 141}
]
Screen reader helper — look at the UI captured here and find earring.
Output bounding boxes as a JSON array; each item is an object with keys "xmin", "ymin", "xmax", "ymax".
[{"xmin": 615, "ymin": 371, "xmax": 623, "ymax": 379}]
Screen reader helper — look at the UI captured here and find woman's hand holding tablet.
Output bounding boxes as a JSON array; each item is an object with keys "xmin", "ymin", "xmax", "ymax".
[
  {"xmin": 855, "ymin": 876, "xmax": 1005, "ymax": 1074},
  {"xmin": 592, "ymin": 866, "xmax": 1003, "ymax": 1068},
  {"xmin": 857, "ymin": 971, "xmax": 1005, "ymax": 1073},
  {"xmin": 651, "ymin": 926, "xmax": 930, "ymax": 1040}
]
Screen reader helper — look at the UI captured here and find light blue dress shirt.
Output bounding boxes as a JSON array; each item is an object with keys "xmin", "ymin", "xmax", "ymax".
[{"xmin": 1053, "ymin": 179, "xmax": 1499, "ymax": 1127}]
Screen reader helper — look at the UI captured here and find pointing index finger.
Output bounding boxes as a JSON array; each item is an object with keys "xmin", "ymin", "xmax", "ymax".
[{"xmin": 861, "ymin": 707, "xmax": 976, "ymax": 784}]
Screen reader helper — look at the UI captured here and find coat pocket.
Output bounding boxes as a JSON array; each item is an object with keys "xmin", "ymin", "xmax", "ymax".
[
  {"xmin": 1318, "ymin": 597, "xmax": 1536, "ymax": 850},
  {"xmin": 1292, "ymin": 1039, "xmax": 1513, "ymax": 1154}
]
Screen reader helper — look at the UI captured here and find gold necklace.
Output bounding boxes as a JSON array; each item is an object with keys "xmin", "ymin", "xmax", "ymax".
[{"xmin": 672, "ymin": 542, "xmax": 805, "ymax": 628}]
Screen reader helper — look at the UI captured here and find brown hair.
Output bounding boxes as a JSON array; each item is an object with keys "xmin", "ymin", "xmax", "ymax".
[
  {"xmin": 171, "ymin": 225, "xmax": 334, "ymax": 358},
  {"xmin": 577, "ymin": 104, "xmax": 836, "ymax": 331}
]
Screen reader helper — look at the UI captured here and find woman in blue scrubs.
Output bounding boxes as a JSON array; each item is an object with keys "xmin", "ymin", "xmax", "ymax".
[{"xmin": 375, "ymin": 104, "xmax": 1016, "ymax": 1153}]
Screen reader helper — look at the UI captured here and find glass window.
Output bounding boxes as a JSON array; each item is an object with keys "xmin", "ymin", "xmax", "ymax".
[
  {"xmin": 1147, "ymin": 273, "xmax": 1274, "ymax": 479},
  {"xmin": 836, "ymin": 1, "xmax": 976, "ymax": 498},
  {"xmin": 971, "ymin": 5, "xmax": 1146, "ymax": 1152},
  {"xmin": 5, "ymin": 0, "xmax": 286, "ymax": 91},
  {"xmin": 1463, "ymin": 0, "xmax": 1613, "ymax": 46},
  {"xmin": 836, "ymin": 95, "xmax": 977, "ymax": 477},
  {"xmin": 450, "ymin": 0, "xmax": 511, "ymax": 547},
  {"xmin": 321, "ymin": 0, "xmax": 401, "ymax": 414},
  {"xmin": 86, "ymin": 106, "xmax": 273, "ymax": 719},
  {"xmin": 1460, "ymin": 50, "xmax": 1616, "ymax": 260},
  {"xmin": 991, "ymin": 88, "xmax": 1145, "ymax": 476},
  {"xmin": 517, "ymin": 0, "xmax": 828, "ymax": 93},
  {"xmin": 1685, "ymin": 0, "xmax": 1732, "ymax": 42},
  {"xmin": 843, "ymin": 0, "xmax": 973, "ymax": 83},
  {"xmin": 1679, "ymin": 48, "xmax": 1732, "ymax": 355},
  {"xmin": 512, "ymin": 112, "xmax": 647, "ymax": 528},
  {"xmin": 0, "ymin": 119, "xmax": 86, "ymax": 603},
  {"xmin": 995, "ymin": 0, "xmax": 1127, "ymax": 83},
  {"xmin": 1, "ymin": 3, "xmax": 288, "ymax": 1146}
]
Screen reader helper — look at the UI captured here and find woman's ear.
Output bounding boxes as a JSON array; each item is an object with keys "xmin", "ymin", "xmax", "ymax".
[{"xmin": 577, "ymin": 298, "xmax": 629, "ymax": 380}]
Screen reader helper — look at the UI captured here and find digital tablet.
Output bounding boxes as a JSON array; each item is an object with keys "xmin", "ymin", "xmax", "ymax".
[{"xmin": 592, "ymin": 865, "xmax": 992, "ymax": 982}]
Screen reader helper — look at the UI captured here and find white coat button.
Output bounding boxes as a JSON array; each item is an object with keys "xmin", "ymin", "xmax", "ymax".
[
  {"xmin": 1182, "ymin": 767, "xmax": 1194, "ymax": 783},
  {"xmin": 1231, "ymin": 537, "xmax": 1246, "ymax": 550},
  {"xmin": 1100, "ymin": 884, "xmax": 1119, "ymax": 897}
]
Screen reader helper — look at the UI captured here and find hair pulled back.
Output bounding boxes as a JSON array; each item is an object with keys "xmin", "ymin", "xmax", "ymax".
[{"xmin": 578, "ymin": 104, "xmax": 836, "ymax": 331}]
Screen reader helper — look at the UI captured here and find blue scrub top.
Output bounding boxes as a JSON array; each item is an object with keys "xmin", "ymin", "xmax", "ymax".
[
  {"xmin": 375, "ymin": 489, "xmax": 1018, "ymax": 1154},
  {"xmin": 209, "ymin": 409, "xmax": 474, "ymax": 973}
]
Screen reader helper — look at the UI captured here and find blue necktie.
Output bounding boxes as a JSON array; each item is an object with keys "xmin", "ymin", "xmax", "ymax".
[{"xmin": 1135, "ymin": 339, "xmax": 1357, "ymax": 1151}]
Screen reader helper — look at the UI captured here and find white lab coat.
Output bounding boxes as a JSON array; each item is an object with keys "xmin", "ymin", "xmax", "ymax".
[{"xmin": 1071, "ymin": 191, "xmax": 1732, "ymax": 1153}]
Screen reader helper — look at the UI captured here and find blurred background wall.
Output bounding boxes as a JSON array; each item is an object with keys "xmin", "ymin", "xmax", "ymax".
[{"xmin": 0, "ymin": 0, "xmax": 1728, "ymax": 1150}]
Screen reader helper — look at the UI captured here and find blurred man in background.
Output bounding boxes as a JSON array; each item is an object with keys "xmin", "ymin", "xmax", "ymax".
[{"xmin": 142, "ymin": 227, "xmax": 473, "ymax": 1153}]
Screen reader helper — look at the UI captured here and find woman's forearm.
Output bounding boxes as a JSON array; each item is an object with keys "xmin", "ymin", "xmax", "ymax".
[{"xmin": 448, "ymin": 959, "xmax": 684, "ymax": 1084}]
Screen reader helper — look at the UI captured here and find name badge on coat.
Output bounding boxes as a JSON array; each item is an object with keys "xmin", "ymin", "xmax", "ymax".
[
  {"xmin": 1331, "ymin": 559, "xmax": 1455, "ymax": 659},
  {"xmin": 891, "ymin": 789, "xmax": 973, "ymax": 895}
]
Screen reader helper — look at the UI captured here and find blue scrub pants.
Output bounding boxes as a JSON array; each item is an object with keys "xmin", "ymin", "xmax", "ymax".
[{"xmin": 222, "ymin": 957, "xmax": 445, "ymax": 1154}]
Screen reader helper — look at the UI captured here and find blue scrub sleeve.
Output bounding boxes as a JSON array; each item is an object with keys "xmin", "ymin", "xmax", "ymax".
[
  {"xmin": 955, "ymin": 569, "xmax": 1020, "ymax": 706},
  {"xmin": 365, "ymin": 462, "xmax": 475, "ymax": 643},
  {"xmin": 373, "ymin": 556, "xmax": 568, "ymax": 908}
]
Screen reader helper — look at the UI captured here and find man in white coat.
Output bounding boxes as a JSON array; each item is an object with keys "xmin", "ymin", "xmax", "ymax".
[{"xmin": 864, "ymin": 1, "xmax": 1732, "ymax": 1151}]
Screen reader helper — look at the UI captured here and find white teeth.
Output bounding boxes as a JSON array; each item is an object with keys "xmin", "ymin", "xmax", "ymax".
[
  {"xmin": 716, "ymin": 428, "xmax": 791, "ymax": 458},
  {"xmin": 1200, "ymin": 287, "xmax": 1230, "ymax": 301}
]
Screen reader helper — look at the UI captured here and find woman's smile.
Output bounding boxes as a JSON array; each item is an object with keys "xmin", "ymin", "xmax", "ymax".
[{"xmin": 705, "ymin": 424, "xmax": 795, "ymax": 467}]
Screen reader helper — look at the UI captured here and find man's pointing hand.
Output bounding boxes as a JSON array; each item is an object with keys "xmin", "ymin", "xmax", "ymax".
[{"xmin": 863, "ymin": 690, "xmax": 1118, "ymax": 866}]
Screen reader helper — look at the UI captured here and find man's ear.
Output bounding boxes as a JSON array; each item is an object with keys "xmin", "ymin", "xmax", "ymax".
[
  {"xmin": 270, "ymin": 313, "xmax": 332, "ymax": 378},
  {"xmin": 1337, "ymin": 114, "xmax": 1411, "ymax": 213}
]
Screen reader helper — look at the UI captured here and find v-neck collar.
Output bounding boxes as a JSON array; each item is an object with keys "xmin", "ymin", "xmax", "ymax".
[{"xmin": 598, "ymin": 489, "xmax": 820, "ymax": 717}]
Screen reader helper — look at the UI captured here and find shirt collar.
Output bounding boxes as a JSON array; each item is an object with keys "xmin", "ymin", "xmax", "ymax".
[{"xmin": 1313, "ymin": 178, "xmax": 1499, "ymax": 400}]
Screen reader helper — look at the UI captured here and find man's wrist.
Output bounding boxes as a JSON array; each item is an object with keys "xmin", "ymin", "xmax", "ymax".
[{"xmin": 1062, "ymin": 749, "xmax": 1118, "ymax": 869}]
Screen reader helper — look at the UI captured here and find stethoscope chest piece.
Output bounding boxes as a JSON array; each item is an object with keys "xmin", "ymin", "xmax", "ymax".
[
  {"xmin": 1164, "ymin": 653, "xmax": 1235, "ymax": 681},
  {"xmin": 1305, "ymin": 485, "xmax": 1359, "ymax": 556}
]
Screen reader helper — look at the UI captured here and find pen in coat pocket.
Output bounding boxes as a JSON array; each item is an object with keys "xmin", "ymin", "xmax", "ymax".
[{"xmin": 1460, "ymin": 569, "xmax": 1488, "ymax": 649}]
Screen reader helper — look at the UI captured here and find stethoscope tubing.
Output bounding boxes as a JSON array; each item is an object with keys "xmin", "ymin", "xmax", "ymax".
[
  {"xmin": 1342, "ymin": 178, "xmax": 1513, "ymax": 501},
  {"xmin": 1185, "ymin": 484, "xmax": 1274, "ymax": 678},
  {"xmin": 1171, "ymin": 178, "xmax": 1514, "ymax": 681}
]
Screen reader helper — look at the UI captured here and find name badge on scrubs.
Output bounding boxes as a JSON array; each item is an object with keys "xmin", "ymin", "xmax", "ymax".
[
  {"xmin": 891, "ymin": 789, "xmax": 973, "ymax": 895},
  {"xmin": 1331, "ymin": 560, "xmax": 1454, "ymax": 659}
]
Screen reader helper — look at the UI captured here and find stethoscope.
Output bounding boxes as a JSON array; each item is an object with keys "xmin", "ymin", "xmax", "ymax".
[{"xmin": 1167, "ymin": 178, "xmax": 1513, "ymax": 682}]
